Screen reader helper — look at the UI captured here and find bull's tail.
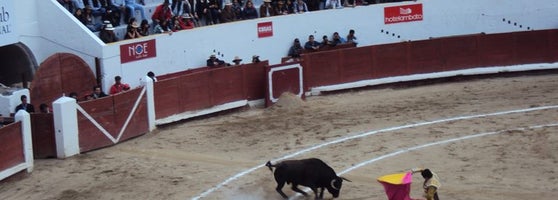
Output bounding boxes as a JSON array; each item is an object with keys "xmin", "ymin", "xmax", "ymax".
[{"xmin": 265, "ymin": 161, "xmax": 275, "ymax": 172}]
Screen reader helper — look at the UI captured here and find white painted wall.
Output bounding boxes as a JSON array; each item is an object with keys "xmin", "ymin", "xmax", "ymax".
[{"xmin": 10, "ymin": 0, "xmax": 558, "ymax": 91}]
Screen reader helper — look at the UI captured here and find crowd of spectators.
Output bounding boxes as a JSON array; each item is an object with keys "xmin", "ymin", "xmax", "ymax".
[{"xmin": 287, "ymin": 29, "xmax": 357, "ymax": 61}]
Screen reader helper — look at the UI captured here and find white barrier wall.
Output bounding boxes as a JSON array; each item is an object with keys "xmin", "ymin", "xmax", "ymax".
[{"xmin": 13, "ymin": 0, "xmax": 558, "ymax": 91}]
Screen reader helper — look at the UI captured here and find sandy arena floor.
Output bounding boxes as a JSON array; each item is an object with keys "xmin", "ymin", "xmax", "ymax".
[{"xmin": 1, "ymin": 73, "xmax": 558, "ymax": 200}]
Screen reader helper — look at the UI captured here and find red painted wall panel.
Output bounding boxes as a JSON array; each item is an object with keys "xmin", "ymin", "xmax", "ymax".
[
  {"xmin": 546, "ymin": 29, "xmax": 558, "ymax": 62},
  {"xmin": 31, "ymin": 114, "xmax": 56, "ymax": 158},
  {"xmin": 373, "ymin": 42, "xmax": 409, "ymax": 78},
  {"xmin": 303, "ymin": 51, "xmax": 341, "ymax": 88},
  {"xmin": 408, "ymin": 40, "xmax": 444, "ymax": 74},
  {"xmin": 210, "ymin": 67, "xmax": 245, "ymax": 105},
  {"xmin": 243, "ymin": 61, "xmax": 268, "ymax": 100},
  {"xmin": 477, "ymin": 33, "xmax": 515, "ymax": 67},
  {"xmin": 340, "ymin": 47, "xmax": 373, "ymax": 83},
  {"xmin": 440, "ymin": 35, "xmax": 479, "ymax": 70},
  {"xmin": 514, "ymin": 31, "xmax": 549, "ymax": 64},
  {"xmin": 113, "ymin": 88, "xmax": 148, "ymax": 141},
  {"xmin": 154, "ymin": 77, "xmax": 181, "ymax": 119},
  {"xmin": 0, "ymin": 122, "xmax": 24, "ymax": 170},
  {"xmin": 177, "ymin": 72, "xmax": 212, "ymax": 111}
]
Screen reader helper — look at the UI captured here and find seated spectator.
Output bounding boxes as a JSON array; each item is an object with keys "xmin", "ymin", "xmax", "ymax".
[
  {"xmin": 90, "ymin": 85, "xmax": 108, "ymax": 99},
  {"xmin": 74, "ymin": 8, "xmax": 87, "ymax": 25},
  {"xmin": 232, "ymin": 56, "xmax": 243, "ymax": 65},
  {"xmin": 285, "ymin": 0, "xmax": 295, "ymax": 14},
  {"xmin": 147, "ymin": 71, "xmax": 158, "ymax": 82},
  {"xmin": 243, "ymin": 1, "xmax": 259, "ymax": 19},
  {"xmin": 304, "ymin": 35, "xmax": 321, "ymax": 50},
  {"xmin": 58, "ymin": 0, "xmax": 78, "ymax": 13},
  {"xmin": 138, "ymin": 19, "xmax": 151, "ymax": 36},
  {"xmin": 85, "ymin": 0, "xmax": 106, "ymax": 17},
  {"xmin": 100, "ymin": 22, "xmax": 119, "ymax": 43},
  {"xmin": 220, "ymin": 2, "xmax": 237, "ymax": 23},
  {"xmin": 231, "ymin": 0, "xmax": 244, "ymax": 20},
  {"xmin": 109, "ymin": 76, "xmax": 131, "ymax": 95},
  {"xmin": 293, "ymin": 0, "xmax": 309, "ymax": 14},
  {"xmin": 207, "ymin": 0, "xmax": 222, "ymax": 25},
  {"xmin": 111, "ymin": 0, "xmax": 132, "ymax": 23},
  {"xmin": 125, "ymin": 21, "xmax": 142, "ymax": 39},
  {"xmin": 124, "ymin": 0, "xmax": 147, "ymax": 21},
  {"xmin": 39, "ymin": 103, "xmax": 51, "ymax": 114},
  {"xmin": 83, "ymin": 6, "xmax": 102, "ymax": 31},
  {"xmin": 259, "ymin": 0, "xmax": 276, "ymax": 18},
  {"xmin": 288, "ymin": 38, "xmax": 303, "ymax": 59},
  {"xmin": 332, "ymin": 31, "xmax": 346, "ymax": 45},
  {"xmin": 347, "ymin": 29, "xmax": 358, "ymax": 45},
  {"xmin": 171, "ymin": 0, "xmax": 185, "ymax": 16},
  {"xmin": 321, "ymin": 35, "xmax": 336, "ymax": 47},
  {"xmin": 100, "ymin": 0, "xmax": 122, "ymax": 26},
  {"xmin": 153, "ymin": 19, "xmax": 172, "ymax": 34},
  {"xmin": 307, "ymin": 0, "xmax": 320, "ymax": 11},
  {"xmin": 207, "ymin": 53, "xmax": 226, "ymax": 67},
  {"xmin": 252, "ymin": 55, "xmax": 261, "ymax": 63},
  {"xmin": 325, "ymin": 0, "xmax": 343, "ymax": 9},
  {"xmin": 180, "ymin": 14, "xmax": 196, "ymax": 29},
  {"xmin": 15, "ymin": 95, "xmax": 35, "ymax": 113},
  {"xmin": 171, "ymin": 16, "xmax": 188, "ymax": 31},
  {"xmin": 152, "ymin": 1, "xmax": 173, "ymax": 27},
  {"xmin": 274, "ymin": 1, "xmax": 289, "ymax": 15},
  {"xmin": 195, "ymin": 0, "xmax": 210, "ymax": 26}
]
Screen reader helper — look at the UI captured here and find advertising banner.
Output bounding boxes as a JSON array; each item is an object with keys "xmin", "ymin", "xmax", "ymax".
[
  {"xmin": 0, "ymin": 0, "xmax": 17, "ymax": 47},
  {"xmin": 384, "ymin": 4, "xmax": 423, "ymax": 24},
  {"xmin": 120, "ymin": 39, "xmax": 157, "ymax": 63},
  {"xmin": 257, "ymin": 22, "xmax": 273, "ymax": 38}
]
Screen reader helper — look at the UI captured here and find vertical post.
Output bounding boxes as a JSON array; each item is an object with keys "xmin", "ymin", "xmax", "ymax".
[
  {"xmin": 141, "ymin": 76, "xmax": 156, "ymax": 131},
  {"xmin": 14, "ymin": 110, "xmax": 33, "ymax": 172},
  {"xmin": 53, "ymin": 97, "xmax": 80, "ymax": 158}
]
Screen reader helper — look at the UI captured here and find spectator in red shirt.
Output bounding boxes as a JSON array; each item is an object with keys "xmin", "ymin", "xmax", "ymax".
[
  {"xmin": 109, "ymin": 76, "xmax": 131, "ymax": 95},
  {"xmin": 152, "ymin": 1, "xmax": 173, "ymax": 27}
]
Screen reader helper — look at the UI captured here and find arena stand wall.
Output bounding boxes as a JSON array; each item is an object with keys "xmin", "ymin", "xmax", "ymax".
[{"xmin": 2, "ymin": 0, "xmax": 558, "ymax": 180}]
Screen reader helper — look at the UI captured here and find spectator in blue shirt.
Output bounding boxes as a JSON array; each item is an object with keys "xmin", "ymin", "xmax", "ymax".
[{"xmin": 304, "ymin": 35, "xmax": 321, "ymax": 51}]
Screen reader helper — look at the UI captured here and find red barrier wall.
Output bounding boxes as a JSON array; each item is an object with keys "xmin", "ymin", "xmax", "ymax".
[
  {"xmin": 77, "ymin": 87, "xmax": 148, "ymax": 152},
  {"xmin": 30, "ymin": 114, "xmax": 56, "ymax": 158},
  {"xmin": 303, "ymin": 29, "xmax": 558, "ymax": 89},
  {"xmin": 0, "ymin": 122, "xmax": 24, "ymax": 170}
]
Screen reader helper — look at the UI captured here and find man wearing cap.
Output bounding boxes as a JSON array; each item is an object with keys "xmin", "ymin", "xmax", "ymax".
[
  {"xmin": 252, "ymin": 55, "xmax": 261, "ymax": 63},
  {"xmin": 100, "ymin": 22, "xmax": 119, "ymax": 43},
  {"xmin": 259, "ymin": 0, "xmax": 276, "ymax": 17},
  {"xmin": 207, "ymin": 54, "xmax": 226, "ymax": 67},
  {"xmin": 220, "ymin": 2, "xmax": 237, "ymax": 23},
  {"xmin": 232, "ymin": 56, "xmax": 242, "ymax": 65}
]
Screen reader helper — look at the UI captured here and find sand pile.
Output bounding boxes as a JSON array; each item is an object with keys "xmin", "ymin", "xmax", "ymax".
[{"xmin": 269, "ymin": 92, "xmax": 305, "ymax": 113}]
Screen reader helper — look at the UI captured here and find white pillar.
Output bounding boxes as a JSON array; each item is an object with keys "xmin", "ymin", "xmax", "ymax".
[
  {"xmin": 53, "ymin": 97, "xmax": 80, "ymax": 158},
  {"xmin": 14, "ymin": 110, "xmax": 33, "ymax": 172},
  {"xmin": 141, "ymin": 76, "xmax": 156, "ymax": 131}
]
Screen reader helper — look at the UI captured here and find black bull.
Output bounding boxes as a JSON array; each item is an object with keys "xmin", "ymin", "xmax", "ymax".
[{"xmin": 265, "ymin": 158, "xmax": 351, "ymax": 199}]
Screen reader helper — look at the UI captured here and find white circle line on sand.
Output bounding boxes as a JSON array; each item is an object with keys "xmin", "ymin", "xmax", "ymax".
[{"xmin": 190, "ymin": 105, "xmax": 558, "ymax": 200}]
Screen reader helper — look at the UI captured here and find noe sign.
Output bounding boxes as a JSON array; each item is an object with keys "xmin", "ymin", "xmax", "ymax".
[
  {"xmin": 257, "ymin": 22, "xmax": 273, "ymax": 38},
  {"xmin": 120, "ymin": 39, "xmax": 157, "ymax": 63}
]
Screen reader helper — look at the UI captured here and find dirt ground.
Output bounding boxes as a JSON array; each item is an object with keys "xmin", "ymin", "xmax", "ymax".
[{"xmin": 1, "ymin": 73, "xmax": 558, "ymax": 200}]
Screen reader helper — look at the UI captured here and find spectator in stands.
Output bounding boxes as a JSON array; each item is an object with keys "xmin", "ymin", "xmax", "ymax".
[
  {"xmin": 74, "ymin": 8, "xmax": 87, "ymax": 25},
  {"xmin": 220, "ymin": 2, "xmax": 237, "ymax": 23},
  {"xmin": 83, "ymin": 6, "xmax": 102, "ymax": 31},
  {"xmin": 124, "ymin": 0, "xmax": 147, "ymax": 21},
  {"xmin": 138, "ymin": 19, "xmax": 151, "ymax": 36},
  {"xmin": 307, "ymin": 0, "xmax": 320, "ymax": 11},
  {"xmin": 285, "ymin": 0, "xmax": 295, "ymax": 14},
  {"xmin": 90, "ymin": 85, "xmax": 108, "ymax": 99},
  {"xmin": 195, "ymin": 0, "xmax": 210, "ymax": 26},
  {"xmin": 70, "ymin": 0, "xmax": 86, "ymax": 13},
  {"xmin": 321, "ymin": 35, "xmax": 336, "ymax": 47},
  {"xmin": 111, "ymin": 0, "xmax": 132, "ymax": 23},
  {"xmin": 332, "ymin": 31, "xmax": 346, "ymax": 45},
  {"xmin": 347, "ymin": 29, "xmax": 358, "ymax": 45},
  {"xmin": 325, "ymin": 0, "xmax": 343, "ymax": 9},
  {"xmin": 100, "ymin": 0, "xmax": 122, "ymax": 27},
  {"xmin": 39, "ymin": 103, "xmax": 51, "ymax": 114},
  {"xmin": 58, "ymin": 0, "xmax": 77, "ymax": 13},
  {"xmin": 109, "ymin": 76, "xmax": 131, "ymax": 95},
  {"xmin": 125, "ymin": 21, "xmax": 142, "ymax": 39},
  {"xmin": 180, "ymin": 14, "xmax": 196, "ymax": 29},
  {"xmin": 259, "ymin": 0, "xmax": 276, "ymax": 18},
  {"xmin": 304, "ymin": 35, "xmax": 321, "ymax": 50},
  {"xmin": 171, "ymin": 16, "xmax": 188, "ymax": 31},
  {"xmin": 171, "ymin": 0, "xmax": 185, "ymax": 16},
  {"xmin": 252, "ymin": 55, "xmax": 261, "ymax": 63},
  {"xmin": 152, "ymin": 1, "xmax": 173, "ymax": 27},
  {"xmin": 15, "ymin": 95, "xmax": 35, "ymax": 113},
  {"xmin": 231, "ymin": 0, "xmax": 244, "ymax": 20},
  {"xmin": 243, "ymin": 0, "xmax": 259, "ymax": 19},
  {"xmin": 293, "ymin": 0, "xmax": 309, "ymax": 14},
  {"xmin": 100, "ymin": 22, "xmax": 119, "ymax": 43},
  {"xmin": 207, "ymin": 0, "xmax": 222, "ymax": 25},
  {"xmin": 101, "ymin": 7, "xmax": 121, "ymax": 27},
  {"xmin": 288, "ymin": 38, "xmax": 303, "ymax": 60},
  {"xmin": 147, "ymin": 71, "xmax": 158, "ymax": 82},
  {"xmin": 207, "ymin": 53, "xmax": 226, "ymax": 67},
  {"xmin": 274, "ymin": 0, "xmax": 289, "ymax": 15},
  {"xmin": 85, "ymin": 0, "xmax": 107, "ymax": 17},
  {"xmin": 153, "ymin": 19, "xmax": 172, "ymax": 34},
  {"xmin": 232, "ymin": 56, "xmax": 243, "ymax": 65}
]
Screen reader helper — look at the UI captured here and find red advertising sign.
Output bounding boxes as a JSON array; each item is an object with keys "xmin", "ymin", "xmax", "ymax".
[
  {"xmin": 384, "ymin": 4, "xmax": 423, "ymax": 24},
  {"xmin": 257, "ymin": 22, "xmax": 273, "ymax": 38},
  {"xmin": 120, "ymin": 39, "xmax": 157, "ymax": 63}
]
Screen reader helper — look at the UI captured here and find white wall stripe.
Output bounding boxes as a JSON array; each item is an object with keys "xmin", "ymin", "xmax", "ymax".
[{"xmin": 190, "ymin": 105, "xmax": 558, "ymax": 200}]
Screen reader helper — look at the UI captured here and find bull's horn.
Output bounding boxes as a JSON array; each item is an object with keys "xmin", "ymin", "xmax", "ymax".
[
  {"xmin": 340, "ymin": 176, "xmax": 352, "ymax": 182},
  {"xmin": 330, "ymin": 179, "xmax": 339, "ymax": 190}
]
